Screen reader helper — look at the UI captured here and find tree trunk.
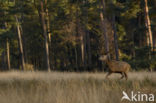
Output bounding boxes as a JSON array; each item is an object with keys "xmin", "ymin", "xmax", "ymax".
[
  {"xmin": 74, "ymin": 47, "xmax": 78, "ymax": 71},
  {"xmin": 20, "ymin": 24, "xmax": 28, "ymax": 64},
  {"xmin": 138, "ymin": 13, "xmax": 142, "ymax": 47},
  {"xmin": 6, "ymin": 39, "xmax": 11, "ymax": 70},
  {"xmin": 112, "ymin": 15, "xmax": 119, "ymax": 60},
  {"xmin": 76, "ymin": 2, "xmax": 86, "ymax": 68},
  {"xmin": 144, "ymin": 0, "xmax": 153, "ymax": 51},
  {"xmin": 85, "ymin": 0, "xmax": 92, "ymax": 68},
  {"xmin": 75, "ymin": 8, "xmax": 80, "ymax": 68},
  {"xmin": 100, "ymin": 0, "xmax": 109, "ymax": 55},
  {"xmin": 86, "ymin": 33, "xmax": 92, "ymax": 66},
  {"xmin": 81, "ymin": 1, "xmax": 87, "ymax": 68},
  {"xmin": 1, "ymin": 51, "xmax": 6, "ymax": 70},
  {"xmin": 4, "ymin": 22, "xmax": 11, "ymax": 70},
  {"xmin": 80, "ymin": 34, "xmax": 87, "ymax": 67},
  {"xmin": 40, "ymin": 1, "xmax": 51, "ymax": 71},
  {"xmin": 45, "ymin": 0, "xmax": 51, "ymax": 43},
  {"xmin": 132, "ymin": 30, "xmax": 136, "ymax": 67},
  {"xmin": 15, "ymin": 15, "xmax": 25, "ymax": 70}
]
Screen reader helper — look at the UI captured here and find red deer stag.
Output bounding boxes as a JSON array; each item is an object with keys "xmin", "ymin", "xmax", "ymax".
[{"xmin": 99, "ymin": 55, "xmax": 131, "ymax": 80}]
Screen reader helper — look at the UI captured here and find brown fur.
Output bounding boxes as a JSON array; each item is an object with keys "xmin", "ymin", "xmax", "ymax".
[{"xmin": 99, "ymin": 55, "xmax": 131, "ymax": 80}]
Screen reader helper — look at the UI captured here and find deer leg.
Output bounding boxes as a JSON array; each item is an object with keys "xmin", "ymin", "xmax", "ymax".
[
  {"xmin": 106, "ymin": 72, "xmax": 112, "ymax": 79},
  {"xmin": 124, "ymin": 72, "xmax": 128, "ymax": 80},
  {"xmin": 120, "ymin": 72, "xmax": 125, "ymax": 79}
]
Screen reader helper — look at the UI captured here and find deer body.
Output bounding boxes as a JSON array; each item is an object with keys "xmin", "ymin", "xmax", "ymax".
[
  {"xmin": 99, "ymin": 55, "xmax": 131, "ymax": 80},
  {"xmin": 106, "ymin": 60, "xmax": 130, "ymax": 73}
]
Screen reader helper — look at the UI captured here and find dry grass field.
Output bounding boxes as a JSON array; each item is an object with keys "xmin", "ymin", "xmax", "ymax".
[{"xmin": 0, "ymin": 71, "xmax": 155, "ymax": 103}]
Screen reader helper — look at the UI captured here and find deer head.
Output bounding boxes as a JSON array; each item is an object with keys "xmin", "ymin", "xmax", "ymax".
[
  {"xmin": 99, "ymin": 51, "xmax": 110, "ymax": 61},
  {"xmin": 99, "ymin": 55, "xmax": 108, "ymax": 61}
]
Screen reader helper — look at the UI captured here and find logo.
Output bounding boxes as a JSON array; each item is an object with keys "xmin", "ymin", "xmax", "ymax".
[{"xmin": 121, "ymin": 91, "xmax": 155, "ymax": 102}]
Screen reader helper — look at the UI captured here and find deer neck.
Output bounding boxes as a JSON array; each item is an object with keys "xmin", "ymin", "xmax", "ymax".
[
  {"xmin": 106, "ymin": 59, "xmax": 112, "ymax": 65},
  {"xmin": 106, "ymin": 59, "xmax": 111, "ymax": 64}
]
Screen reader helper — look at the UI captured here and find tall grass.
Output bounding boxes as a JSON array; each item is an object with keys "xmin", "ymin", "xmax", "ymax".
[{"xmin": 0, "ymin": 71, "xmax": 155, "ymax": 103}]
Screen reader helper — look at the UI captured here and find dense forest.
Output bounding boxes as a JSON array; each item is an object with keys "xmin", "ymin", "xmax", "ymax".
[{"xmin": 0, "ymin": 0, "xmax": 156, "ymax": 71}]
